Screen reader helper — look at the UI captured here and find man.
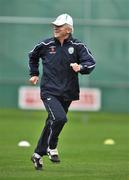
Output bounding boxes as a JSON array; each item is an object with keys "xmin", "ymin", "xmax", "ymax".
[{"xmin": 29, "ymin": 14, "xmax": 96, "ymax": 170}]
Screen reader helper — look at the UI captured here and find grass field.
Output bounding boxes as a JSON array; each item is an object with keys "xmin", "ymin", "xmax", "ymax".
[{"xmin": 0, "ymin": 109, "xmax": 128, "ymax": 180}]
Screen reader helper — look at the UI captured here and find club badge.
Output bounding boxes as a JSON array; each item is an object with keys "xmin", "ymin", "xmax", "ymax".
[
  {"xmin": 49, "ymin": 46, "xmax": 56, "ymax": 54},
  {"xmin": 68, "ymin": 47, "xmax": 74, "ymax": 54}
]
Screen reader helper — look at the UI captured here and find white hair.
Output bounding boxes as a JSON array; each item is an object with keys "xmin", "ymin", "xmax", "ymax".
[{"xmin": 66, "ymin": 24, "xmax": 74, "ymax": 34}]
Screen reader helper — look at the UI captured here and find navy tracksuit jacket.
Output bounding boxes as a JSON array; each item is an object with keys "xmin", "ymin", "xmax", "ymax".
[
  {"xmin": 29, "ymin": 35, "xmax": 96, "ymax": 100},
  {"xmin": 29, "ymin": 35, "xmax": 96, "ymax": 156}
]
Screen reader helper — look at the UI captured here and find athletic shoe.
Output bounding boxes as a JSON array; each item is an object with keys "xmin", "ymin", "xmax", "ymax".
[
  {"xmin": 31, "ymin": 154, "xmax": 43, "ymax": 170},
  {"xmin": 47, "ymin": 147, "xmax": 60, "ymax": 163}
]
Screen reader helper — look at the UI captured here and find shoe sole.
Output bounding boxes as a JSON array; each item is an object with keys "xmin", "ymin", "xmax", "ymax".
[
  {"xmin": 50, "ymin": 159, "xmax": 60, "ymax": 163},
  {"xmin": 48, "ymin": 156, "xmax": 61, "ymax": 163}
]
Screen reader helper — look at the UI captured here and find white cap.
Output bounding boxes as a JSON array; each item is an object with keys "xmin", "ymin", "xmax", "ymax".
[{"xmin": 52, "ymin": 14, "xmax": 73, "ymax": 27}]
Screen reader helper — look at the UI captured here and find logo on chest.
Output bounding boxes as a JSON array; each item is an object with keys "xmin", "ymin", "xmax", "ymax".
[
  {"xmin": 49, "ymin": 46, "xmax": 56, "ymax": 54},
  {"xmin": 68, "ymin": 47, "xmax": 74, "ymax": 54}
]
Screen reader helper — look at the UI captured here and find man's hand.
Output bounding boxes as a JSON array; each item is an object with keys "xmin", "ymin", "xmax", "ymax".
[
  {"xmin": 29, "ymin": 76, "xmax": 39, "ymax": 85},
  {"xmin": 70, "ymin": 63, "xmax": 81, "ymax": 72}
]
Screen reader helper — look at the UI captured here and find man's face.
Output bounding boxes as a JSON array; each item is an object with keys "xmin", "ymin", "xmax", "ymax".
[{"xmin": 53, "ymin": 24, "xmax": 71, "ymax": 39}]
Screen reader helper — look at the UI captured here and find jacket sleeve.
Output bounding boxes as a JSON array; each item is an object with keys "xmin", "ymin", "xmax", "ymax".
[
  {"xmin": 76, "ymin": 43, "xmax": 96, "ymax": 74},
  {"xmin": 28, "ymin": 43, "xmax": 44, "ymax": 76}
]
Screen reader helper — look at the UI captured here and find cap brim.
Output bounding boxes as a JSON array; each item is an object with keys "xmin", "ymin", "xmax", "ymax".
[{"xmin": 52, "ymin": 21, "xmax": 65, "ymax": 26}]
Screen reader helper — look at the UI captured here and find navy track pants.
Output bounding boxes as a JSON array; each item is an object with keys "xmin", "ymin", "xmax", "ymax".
[{"xmin": 34, "ymin": 95, "xmax": 71, "ymax": 156}]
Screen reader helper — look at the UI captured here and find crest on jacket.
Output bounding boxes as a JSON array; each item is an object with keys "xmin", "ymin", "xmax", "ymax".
[
  {"xmin": 68, "ymin": 47, "xmax": 74, "ymax": 54},
  {"xmin": 49, "ymin": 46, "xmax": 56, "ymax": 54}
]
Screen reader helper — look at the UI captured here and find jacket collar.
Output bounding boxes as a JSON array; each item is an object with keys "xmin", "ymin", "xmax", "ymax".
[{"xmin": 54, "ymin": 34, "xmax": 73, "ymax": 44}]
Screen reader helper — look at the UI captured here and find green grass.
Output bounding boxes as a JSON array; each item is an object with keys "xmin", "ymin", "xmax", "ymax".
[{"xmin": 0, "ymin": 109, "xmax": 128, "ymax": 180}]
